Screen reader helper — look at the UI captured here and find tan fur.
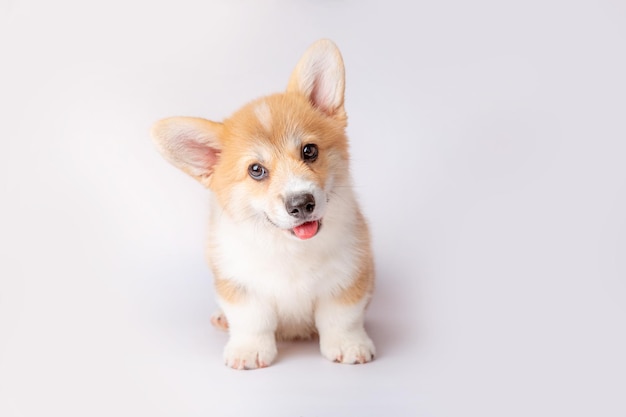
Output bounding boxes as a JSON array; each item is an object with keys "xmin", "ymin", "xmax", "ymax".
[
  {"xmin": 214, "ymin": 277, "xmax": 245, "ymax": 304},
  {"xmin": 336, "ymin": 215, "xmax": 375, "ymax": 304},
  {"xmin": 337, "ymin": 260, "xmax": 375, "ymax": 304}
]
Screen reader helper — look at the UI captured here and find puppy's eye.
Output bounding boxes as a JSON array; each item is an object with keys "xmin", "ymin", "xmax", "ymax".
[
  {"xmin": 248, "ymin": 163, "xmax": 268, "ymax": 180},
  {"xmin": 302, "ymin": 144, "xmax": 318, "ymax": 162}
]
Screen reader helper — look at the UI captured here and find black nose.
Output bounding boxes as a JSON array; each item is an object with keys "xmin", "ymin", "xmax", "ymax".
[{"xmin": 285, "ymin": 193, "xmax": 316, "ymax": 219}]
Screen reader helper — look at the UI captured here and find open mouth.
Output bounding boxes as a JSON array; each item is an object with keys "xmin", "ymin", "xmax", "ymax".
[{"xmin": 291, "ymin": 220, "xmax": 321, "ymax": 240}]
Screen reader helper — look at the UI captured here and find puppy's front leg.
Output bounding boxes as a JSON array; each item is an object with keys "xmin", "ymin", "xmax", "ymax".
[
  {"xmin": 315, "ymin": 297, "xmax": 376, "ymax": 364},
  {"xmin": 219, "ymin": 295, "xmax": 278, "ymax": 370}
]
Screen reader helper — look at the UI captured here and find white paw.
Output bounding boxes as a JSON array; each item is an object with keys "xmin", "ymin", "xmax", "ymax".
[
  {"xmin": 320, "ymin": 332, "xmax": 376, "ymax": 364},
  {"xmin": 223, "ymin": 337, "xmax": 277, "ymax": 370},
  {"xmin": 210, "ymin": 310, "xmax": 229, "ymax": 331}
]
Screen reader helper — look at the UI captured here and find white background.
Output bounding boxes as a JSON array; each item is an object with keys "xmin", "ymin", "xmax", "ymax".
[{"xmin": 1, "ymin": 0, "xmax": 625, "ymax": 416}]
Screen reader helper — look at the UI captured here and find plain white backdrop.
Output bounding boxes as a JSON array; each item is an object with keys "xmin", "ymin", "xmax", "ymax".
[{"xmin": 1, "ymin": 0, "xmax": 625, "ymax": 416}]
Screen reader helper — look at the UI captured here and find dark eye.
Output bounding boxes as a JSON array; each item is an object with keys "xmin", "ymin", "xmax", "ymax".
[
  {"xmin": 302, "ymin": 144, "xmax": 318, "ymax": 162},
  {"xmin": 248, "ymin": 163, "xmax": 268, "ymax": 180}
]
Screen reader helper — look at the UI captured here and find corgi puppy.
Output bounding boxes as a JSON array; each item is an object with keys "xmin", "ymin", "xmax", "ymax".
[{"xmin": 151, "ymin": 39, "xmax": 375, "ymax": 370}]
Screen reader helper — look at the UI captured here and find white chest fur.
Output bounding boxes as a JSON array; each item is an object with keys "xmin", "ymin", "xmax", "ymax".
[{"xmin": 207, "ymin": 192, "xmax": 363, "ymax": 337}]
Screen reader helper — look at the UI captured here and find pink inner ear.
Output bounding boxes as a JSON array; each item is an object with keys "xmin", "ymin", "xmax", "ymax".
[
  {"xmin": 179, "ymin": 138, "xmax": 220, "ymax": 176},
  {"xmin": 310, "ymin": 78, "xmax": 329, "ymax": 114},
  {"xmin": 306, "ymin": 64, "xmax": 340, "ymax": 116}
]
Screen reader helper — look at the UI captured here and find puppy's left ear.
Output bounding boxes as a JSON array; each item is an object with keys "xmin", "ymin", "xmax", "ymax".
[{"xmin": 287, "ymin": 39, "xmax": 346, "ymax": 121}]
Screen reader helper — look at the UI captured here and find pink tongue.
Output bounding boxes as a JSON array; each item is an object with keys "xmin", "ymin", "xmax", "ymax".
[{"xmin": 292, "ymin": 221, "xmax": 319, "ymax": 240}]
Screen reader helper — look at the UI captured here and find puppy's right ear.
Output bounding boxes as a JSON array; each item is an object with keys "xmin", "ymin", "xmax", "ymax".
[{"xmin": 151, "ymin": 117, "xmax": 223, "ymax": 187}]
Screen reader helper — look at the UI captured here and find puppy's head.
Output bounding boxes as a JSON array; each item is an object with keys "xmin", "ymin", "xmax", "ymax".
[{"xmin": 152, "ymin": 40, "xmax": 350, "ymax": 240}]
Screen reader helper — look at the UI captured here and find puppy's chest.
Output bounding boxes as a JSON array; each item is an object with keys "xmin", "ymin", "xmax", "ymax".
[
  {"xmin": 217, "ymin": 240, "xmax": 329, "ymax": 328},
  {"xmin": 212, "ymin": 227, "xmax": 358, "ymax": 299},
  {"xmin": 218, "ymin": 240, "xmax": 334, "ymax": 295}
]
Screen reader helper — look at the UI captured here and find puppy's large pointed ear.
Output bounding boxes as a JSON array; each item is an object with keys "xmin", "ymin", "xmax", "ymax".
[
  {"xmin": 287, "ymin": 39, "xmax": 346, "ymax": 120},
  {"xmin": 151, "ymin": 117, "xmax": 222, "ymax": 187}
]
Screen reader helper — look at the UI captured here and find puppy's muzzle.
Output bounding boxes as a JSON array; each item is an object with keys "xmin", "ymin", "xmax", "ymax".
[{"xmin": 285, "ymin": 193, "xmax": 316, "ymax": 220}]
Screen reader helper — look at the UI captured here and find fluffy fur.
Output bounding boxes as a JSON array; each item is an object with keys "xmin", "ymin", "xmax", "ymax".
[{"xmin": 151, "ymin": 39, "xmax": 375, "ymax": 370}]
